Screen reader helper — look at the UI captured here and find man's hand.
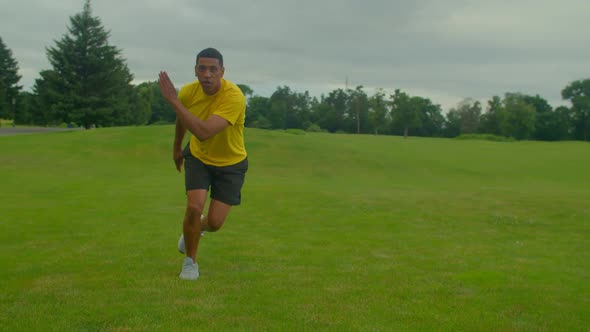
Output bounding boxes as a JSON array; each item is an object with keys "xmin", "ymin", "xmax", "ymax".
[
  {"xmin": 173, "ymin": 147, "xmax": 184, "ymax": 173},
  {"xmin": 159, "ymin": 70, "xmax": 230, "ymax": 142},
  {"xmin": 159, "ymin": 71, "xmax": 178, "ymax": 103}
]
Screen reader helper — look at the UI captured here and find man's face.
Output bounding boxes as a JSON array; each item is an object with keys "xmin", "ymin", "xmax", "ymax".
[{"xmin": 195, "ymin": 57, "xmax": 224, "ymax": 95}]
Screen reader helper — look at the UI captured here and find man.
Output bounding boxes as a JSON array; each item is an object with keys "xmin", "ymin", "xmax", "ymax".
[{"xmin": 158, "ymin": 48, "xmax": 248, "ymax": 280}]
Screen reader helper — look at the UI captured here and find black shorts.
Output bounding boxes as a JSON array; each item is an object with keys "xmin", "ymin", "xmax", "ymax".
[{"xmin": 183, "ymin": 146, "xmax": 248, "ymax": 206}]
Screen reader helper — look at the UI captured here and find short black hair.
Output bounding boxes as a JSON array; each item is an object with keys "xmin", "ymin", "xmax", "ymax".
[{"xmin": 196, "ymin": 48, "xmax": 223, "ymax": 67}]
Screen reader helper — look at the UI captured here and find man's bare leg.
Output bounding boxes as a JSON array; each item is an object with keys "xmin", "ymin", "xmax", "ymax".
[
  {"xmin": 184, "ymin": 189, "xmax": 207, "ymax": 260},
  {"xmin": 202, "ymin": 199, "xmax": 232, "ymax": 233},
  {"xmin": 179, "ymin": 189, "xmax": 207, "ymax": 280}
]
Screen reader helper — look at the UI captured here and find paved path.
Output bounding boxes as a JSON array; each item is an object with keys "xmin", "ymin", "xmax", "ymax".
[{"xmin": 0, "ymin": 127, "xmax": 82, "ymax": 136}]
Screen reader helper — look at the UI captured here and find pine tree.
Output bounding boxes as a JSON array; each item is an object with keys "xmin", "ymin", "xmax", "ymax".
[
  {"xmin": 35, "ymin": 0, "xmax": 140, "ymax": 127},
  {"xmin": 0, "ymin": 36, "xmax": 22, "ymax": 120}
]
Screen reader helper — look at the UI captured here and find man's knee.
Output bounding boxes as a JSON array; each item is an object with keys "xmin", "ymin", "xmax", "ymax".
[
  {"xmin": 185, "ymin": 190, "xmax": 207, "ymax": 224},
  {"xmin": 186, "ymin": 202, "xmax": 204, "ymax": 223},
  {"xmin": 207, "ymin": 215, "xmax": 225, "ymax": 232},
  {"xmin": 206, "ymin": 198, "xmax": 231, "ymax": 232}
]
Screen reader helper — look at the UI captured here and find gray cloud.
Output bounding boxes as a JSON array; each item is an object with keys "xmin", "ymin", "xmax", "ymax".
[{"xmin": 1, "ymin": 0, "xmax": 588, "ymax": 110}]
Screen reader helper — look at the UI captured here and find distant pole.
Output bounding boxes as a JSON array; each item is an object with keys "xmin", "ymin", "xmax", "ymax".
[
  {"xmin": 12, "ymin": 97, "xmax": 16, "ymax": 127},
  {"xmin": 345, "ymin": 76, "xmax": 348, "ymax": 90}
]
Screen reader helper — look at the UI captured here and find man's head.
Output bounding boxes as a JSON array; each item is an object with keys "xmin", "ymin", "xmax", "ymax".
[{"xmin": 195, "ymin": 48, "xmax": 225, "ymax": 95}]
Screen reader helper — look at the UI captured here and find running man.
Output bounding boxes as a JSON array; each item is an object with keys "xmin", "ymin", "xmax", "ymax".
[{"xmin": 158, "ymin": 47, "xmax": 248, "ymax": 280}]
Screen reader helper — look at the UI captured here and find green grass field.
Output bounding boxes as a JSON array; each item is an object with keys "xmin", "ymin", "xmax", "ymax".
[{"xmin": 1, "ymin": 126, "xmax": 589, "ymax": 331}]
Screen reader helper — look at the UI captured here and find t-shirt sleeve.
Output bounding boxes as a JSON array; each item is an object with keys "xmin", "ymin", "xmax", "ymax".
[{"xmin": 213, "ymin": 89, "xmax": 246, "ymax": 125}]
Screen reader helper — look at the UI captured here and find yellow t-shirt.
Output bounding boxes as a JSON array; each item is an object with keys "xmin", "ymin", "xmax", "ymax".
[{"xmin": 178, "ymin": 78, "xmax": 247, "ymax": 166}]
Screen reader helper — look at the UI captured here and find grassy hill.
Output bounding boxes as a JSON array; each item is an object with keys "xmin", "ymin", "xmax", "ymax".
[{"xmin": 1, "ymin": 126, "xmax": 589, "ymax": 330}]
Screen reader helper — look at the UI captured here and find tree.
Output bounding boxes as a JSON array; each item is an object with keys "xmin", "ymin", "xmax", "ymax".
[
  {"xmin": 562, "ymin": 79, "xmax": 590, "ymax": 141},
  {"xmin": 390, "ymin": 89, "xmax": 420, "ymax": 138},
  {"xmin": 127, "ymin": 84, "xmax": 151, "ymax": 125},
  {"xmin": 444, "ymin": 108, "xmax": 462, "ymax": 137},
  {"xmin": 449, "ymin": 99, "xmax": 482, "ymax": 134},
  {"xmin": 480, "ymin": 96, "xmax": 502, "ymax": 135},
  {"xmin": 346, "ymin": 86, "xmax": 369, "ymax": 134},
  {"xmin": 547, "ymin": 106, "xmax": 574, "ymax": 141},
  {"xmin": 237, "ymin": 84, "xmax": 253, "ymax": 98},
  {"xmin": 14, "ymin": 91, "xmax": 35, "ymax": 125},
  {"xmin": 0, "ymin": 36, "xmax": 22, "ymax": 120},
  {"xmin": 519, "ymin": 94, "xmax": 560, "ymax": 141},
  {"xmin": 134, "ymin": 81, "xmax": 172, "ymax": 124},
  {"xmin": 245, "ymin": 95, "xmax": 271, "ymax": 128},
  {"xmin": 412, "ymin": 96, "xmax": 444, "ymax": 137},
  {"xmin": 316, "ymin": 89, "xmax": 347, "ymax": 133},
  {"xmin": 290, "ymin": 90, "xmax": 312, "ymax": 129},
  {"xmin": 268, "ymin": 86, "xmax": 291, "ymax": 129},
  {"xmin": 368, "ymin": 89, "xmax": 390, "ymax": 135},
  {"xmin": 35, "ymin": 0, "xmax": 137, "ymax": 128},
  {"xmin": 498, "ymin": 93, "xmax": 536, "ymax": 140},
  {"xmin": 265, "ymin": 85, "xmax": 313, "ymax": 130},
  {"xmin": 32, "ymin": 70, "xmax": 61, "ymax": 126}
]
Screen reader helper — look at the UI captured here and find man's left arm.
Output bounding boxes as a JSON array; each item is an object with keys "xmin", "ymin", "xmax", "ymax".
[{"xmin": 159, "ymin": 71, "xmax": 229, "ymax": 141}]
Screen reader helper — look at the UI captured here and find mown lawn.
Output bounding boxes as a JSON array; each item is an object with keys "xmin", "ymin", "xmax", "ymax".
[{"xmin": 1, "ymin": 126, "xmax": 589, "ymax": 331}]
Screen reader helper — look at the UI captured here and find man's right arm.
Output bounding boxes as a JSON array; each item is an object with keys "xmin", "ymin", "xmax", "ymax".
[
  {"xmin": 174, "ymin": 118, "xmax": 186, "ymax": 149},
  {"xmin": 173, "ymin": 117, "xmax": 186, "ymax": 172}
]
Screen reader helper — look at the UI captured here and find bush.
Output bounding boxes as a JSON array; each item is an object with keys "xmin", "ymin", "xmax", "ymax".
[
  {"xmin": 284, "ymin": 128, "xmax": 306, "ymax": 135},
  {"xmin": 306, "ymin": 123, "xmax": 324, "ymax": 132},
  {"xmin": 150, "ymin": 120, "xmax": 173, "ymax": 126},
  {"xmin": 455, "ymin": 134, "xmax": 515, "ymax": 142}
]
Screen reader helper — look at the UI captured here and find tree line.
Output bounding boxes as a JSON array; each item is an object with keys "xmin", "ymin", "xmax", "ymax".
[
  {"xmin": 1, "ymin": 1, "xmax": 589, "ymax": 141},
  {"xmin": 243, "ymin": 86, "xmax": 587, "ymax": 141}
]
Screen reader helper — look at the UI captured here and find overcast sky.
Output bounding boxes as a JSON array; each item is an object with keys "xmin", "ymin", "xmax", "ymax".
[{"xmin": 1, "ymin": 0, "xmax": 589, "ymax": 110}]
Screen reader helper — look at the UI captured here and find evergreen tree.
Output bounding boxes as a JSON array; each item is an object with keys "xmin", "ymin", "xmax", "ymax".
[
  {"xmin": 34, "ymin": 0, "xmax": 137, "ymax": 128},
  {"xmin": 0, "ymin": 36, "xmax": 22, "ymax": 120}
]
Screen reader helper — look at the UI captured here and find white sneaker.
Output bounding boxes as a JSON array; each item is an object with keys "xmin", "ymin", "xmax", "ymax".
[
  {"xmin": 178, "ymin": 233, "xmax": 185, "ymax": 254},
  {"xmin": 179, "ymin": 257, "xmax": 199, "ymax": 280},
  {"xmin": 177, "ymin": 232, "xmax": 205, "ymax": 255}
]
